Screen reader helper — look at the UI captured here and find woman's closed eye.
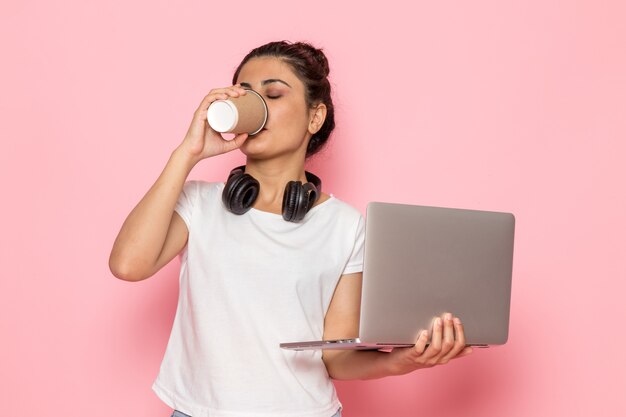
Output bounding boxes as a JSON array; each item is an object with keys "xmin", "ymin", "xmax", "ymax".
[{"xmin": 266, "ymin": 95, "xmax": 281, "ymax": 99}]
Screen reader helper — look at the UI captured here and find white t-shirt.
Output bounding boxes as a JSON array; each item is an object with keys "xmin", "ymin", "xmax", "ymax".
[{"xmin": 152, "ymin": 180, "xmax": 365, "ymax": 417}]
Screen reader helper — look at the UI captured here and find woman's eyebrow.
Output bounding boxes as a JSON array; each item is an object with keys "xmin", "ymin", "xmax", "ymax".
[{"xmin": 240, "ymin": 79, "xmax": 292, "ymax": 88}]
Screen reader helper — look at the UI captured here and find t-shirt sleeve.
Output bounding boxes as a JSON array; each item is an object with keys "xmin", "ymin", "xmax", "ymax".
[
  {"xmin": 174, "ymin": 180, "xmax": 200, "ymax": 229},
  {"xmin": 341, "ymin": 214, "xmax": 365, "ymax": 275}
]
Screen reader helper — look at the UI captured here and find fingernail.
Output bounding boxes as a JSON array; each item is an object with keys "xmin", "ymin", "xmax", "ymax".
[
  {"xmin": 445, "ymin": 313, "xmax": 452, "ymax": 321},
  {"xmin": 454, "ymin": 317, "xmax": 462, "ymax": 324},
  {"xmin": 436, "ymin": 318, "xmax": 442, "ymax": 326}
]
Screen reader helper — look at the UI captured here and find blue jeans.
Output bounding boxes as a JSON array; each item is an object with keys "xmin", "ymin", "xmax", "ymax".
[{"xmin": 171, "ymin": 407, "xmax": 342, "ymax": 417}]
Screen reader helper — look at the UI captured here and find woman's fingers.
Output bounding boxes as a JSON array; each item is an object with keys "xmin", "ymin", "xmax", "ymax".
[
  {"xmin": 453, "ymin": 317, "xmax": 466, "ymax": 349},
  {"xmin": 407, "ymin": 313, "xmax": 474, "ymax": 370},
  {"xmin": 447, "ymin": 346, "xmax": 474, "ymax": 361},
  {"xmin": 414, "ymin": 313, "xmax": 473, "ymax": 364},
  {"xmin": 195, "ymin": 85, "xmax": 248, "ymax": 114},
  {"xmin": 412, "ymin": 330, "xmax": 429, "ymax": 355},
  {"xmin": 195, "ymin": 91, "xmax": 223, "ymax": 113},
  {"xmin": 223, "ymin": 132, "xmax": 249, "ymax": 152},
  {"xmin": 439, "ymin": 316, "xmax": 468, "ymax": 362},
  {"xmin": 456, "ymin": 346, "xmax": 473, "ymax": 358},
  {"xmin": 420, "ymin": 317, "xmax": 443, "ymax": 363},
  {"xmin": 423, "ymin": 313, "xmax": 453, "ymax": 364},
  {"xmin": 441, "ymin": 313, "xmax": 455, "ymax": 356}
]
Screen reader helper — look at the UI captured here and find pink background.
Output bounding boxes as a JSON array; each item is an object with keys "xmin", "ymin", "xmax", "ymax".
[{"xmin": 1, "ymin": 0, "xmax": 624, "ymax": 416}]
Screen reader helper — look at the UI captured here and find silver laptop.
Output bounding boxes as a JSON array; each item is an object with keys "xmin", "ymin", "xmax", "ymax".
[{"xmin": 280, "ymin": 201, "xmax": 515, "ymax": 351}]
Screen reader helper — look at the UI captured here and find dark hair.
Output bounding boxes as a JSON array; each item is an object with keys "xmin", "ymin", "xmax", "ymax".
[{"xmin": 232, "ymin": 40, "xmax": 335, "ymax": 159}]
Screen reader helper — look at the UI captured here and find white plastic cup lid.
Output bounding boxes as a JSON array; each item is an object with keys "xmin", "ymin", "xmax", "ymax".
[{"xmin": 207, "ymin": 100, "xmax": 238, "ymax": 133}]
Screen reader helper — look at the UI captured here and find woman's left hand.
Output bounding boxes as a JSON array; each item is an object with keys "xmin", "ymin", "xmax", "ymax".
[{"xmin": 383, "ymin": 312, "xmax": 474, "ymax": 376}]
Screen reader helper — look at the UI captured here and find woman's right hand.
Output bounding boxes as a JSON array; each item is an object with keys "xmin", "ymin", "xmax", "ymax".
[
  {"xmin": 176, "ymin": 84, "xmax": 250, "ymax": 166},
  {"xmin": 383, "ymin": 312, "xmax": 473, "ymax": 376}
]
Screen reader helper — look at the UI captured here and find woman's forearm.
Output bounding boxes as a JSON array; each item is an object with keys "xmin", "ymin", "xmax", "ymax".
[
  {"xmin": 326, "ymin": 350, "xmax": 397, "ymax": 380},
  {"xmin": 327, "ymin": 318, "xmax": 475, "ymax": 380}
]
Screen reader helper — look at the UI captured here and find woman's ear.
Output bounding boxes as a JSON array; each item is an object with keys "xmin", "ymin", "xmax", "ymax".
[{"xmin": 308, "ymin": 103, "xmax": 327, "ymax": 135}]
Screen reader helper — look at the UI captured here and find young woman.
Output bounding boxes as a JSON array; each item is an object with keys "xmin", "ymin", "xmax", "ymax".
[{"xmin": 109, "ymin": 40, "xmax": 473, "ymax": 417}]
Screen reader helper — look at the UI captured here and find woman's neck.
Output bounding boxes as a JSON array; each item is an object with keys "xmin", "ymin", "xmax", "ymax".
[{"xmin": 244, "ymin": 156, "xmax": 309, "ymax": 208}]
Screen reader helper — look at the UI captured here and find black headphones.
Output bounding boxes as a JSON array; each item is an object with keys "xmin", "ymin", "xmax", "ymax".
[{"xmin": 222, "ymin": 165, "xmax": 322, "ymax": 222}]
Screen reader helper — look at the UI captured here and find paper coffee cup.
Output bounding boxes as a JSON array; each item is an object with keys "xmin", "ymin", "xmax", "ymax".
[{"xmin": 207, "ymin": 89, "xmax": 268, "ymax": 137}]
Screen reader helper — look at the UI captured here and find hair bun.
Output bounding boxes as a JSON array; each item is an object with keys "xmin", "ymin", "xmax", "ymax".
[{"xmin": 296, "ymin": 42, "xmax": 330, "ymax": 77}]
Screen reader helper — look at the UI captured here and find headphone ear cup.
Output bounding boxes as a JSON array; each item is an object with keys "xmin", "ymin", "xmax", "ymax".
[
  {"xmin": 304, "ymin": 171, "xmax": 322, "ymax": 196},
  {"xmin": 223, "ymin": 167, "xmax": 260, "ymax": 215},
  {"xmin": 302, "ymin": 182, "xmax": 318, "ymax": 212},
  {"xmin": 293, "ymin": 182, "xmax": 314, "ymax": 221},
  {"xmin": 282, "ymin": 181, "xmax": 302, "ymax": 222}
]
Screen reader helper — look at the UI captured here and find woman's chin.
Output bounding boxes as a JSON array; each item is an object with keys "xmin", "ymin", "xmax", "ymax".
[{"xmin": 239, "ymin": 135, "xmax": 268, "ymax": 156}]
